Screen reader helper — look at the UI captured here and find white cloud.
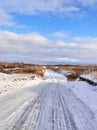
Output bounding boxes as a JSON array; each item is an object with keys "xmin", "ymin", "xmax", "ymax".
[
  {"xmin": 0, "ymin": 0, "xmax": 80, "ymax": 15},
  {"xmin": 0, "ymin": 0, "xmax": 96, "ymax": 16},
  {"xmin": 57, "ymin": 41, "xmax": 77, "ymax": 47},
  {"xmin": 0, "ymin": 30, "xmax": 97, "ymax": 64},
  {"xmin": 74, "ymin": 37, "xmax": 97, "ymax": 49},
  {"xmin": 51, "ymin": 32, "xmax": 68, "ymax": 38},
  {"xmin": 0, "ymin": 9, "xmax": 28, "ymax": 28},
  {"xmin": 0, "ymin": 10, "xmax": 14, "ymax": 26},
  {"xmin": 0, "ymin": 31, "xmax": 52, "ymax": 49},
  {"xmin": 0, "ymin": 0, "xmax": 97, "ymax": 27},
  {"xmin": 77, "ymin": 0, "xmax": 97, "ymax": 6},
  {"xmin": 0, "ymin": 0, "xmax": 97, "ymax": 20}
]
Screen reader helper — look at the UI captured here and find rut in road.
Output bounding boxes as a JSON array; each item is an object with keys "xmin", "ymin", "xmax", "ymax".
[{"xmin": 11, "ymin": 83, "xmax": 52, "ymax": 130}]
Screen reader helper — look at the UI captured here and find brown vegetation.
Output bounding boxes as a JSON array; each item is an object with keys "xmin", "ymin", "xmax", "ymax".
[
  {"xmin": 1, "ymin": 62, "xmax": 97, "ymax": 80},
  {"xmin": 47, "ymin": 64, "xmax": 97, "ymax": 81},
  {"xmin": 0, "ymin": 62, "xmax": 45, "ymax": 77},
  {"xmin": 20, "ymin": 67, "xmax": 44, "ymax": 77},
  {"xmin": 66, "ymin": 73, "xmax": 80, "ymax": 81}
]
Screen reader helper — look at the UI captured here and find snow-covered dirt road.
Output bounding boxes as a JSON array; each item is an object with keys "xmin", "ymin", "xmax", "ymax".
[{"xmin": 0, "ymin": 70, "xmax": 97, "ymax": 130}]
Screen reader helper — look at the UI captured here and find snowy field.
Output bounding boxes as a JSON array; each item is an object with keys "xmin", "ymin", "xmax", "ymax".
[{"xmin": 0, "ymin": 70, "xmax": 97, "ymax": 130}]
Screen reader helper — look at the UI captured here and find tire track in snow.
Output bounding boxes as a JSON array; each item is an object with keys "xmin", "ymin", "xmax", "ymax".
[
  {"xmin": 59, "ymin": 85, "xmax": 97, "ymax": 130},
  {"xmin": 50, "ymin": 73, "xmax": 78, "ymax": 130},
  {"xmin": 58, "ymin": 88, "xmax": 78, "ymax": 130},
  {"xmin": 11, "ymin": 84, "xmax": 51, "ymax": 130}
]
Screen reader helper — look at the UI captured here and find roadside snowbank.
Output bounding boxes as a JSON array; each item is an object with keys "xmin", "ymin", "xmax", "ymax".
[
  {"xmin": 58, "ymin": 70, "xmax": 97, "ymax": 121},
  {"xmin": 65, "ymin": 80, "xmax": 97, "ymax": 121},
  {"xmin": 81, "ymin": 74, "xmax": 97, "ymax": 82},
  {"xmin": 0, "ymin": 72, "xmax": 42, "ymax": 96}
]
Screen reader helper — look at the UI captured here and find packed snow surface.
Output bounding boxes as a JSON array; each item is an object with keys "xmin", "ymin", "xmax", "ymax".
[{"xmin": 0, "ymin": 70, "xmax": 97, "ymax": 130}]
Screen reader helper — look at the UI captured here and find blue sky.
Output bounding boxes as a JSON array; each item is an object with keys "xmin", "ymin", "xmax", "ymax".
[{"xmin": 0, "ymin": 0, "xmax": 97, "ymax": 64}]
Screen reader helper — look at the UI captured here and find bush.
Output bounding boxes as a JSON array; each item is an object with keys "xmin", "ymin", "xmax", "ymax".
[
  {"xmin": 18, "ymin": 66, "xmax": 44, "ymax": 77},
  {"xmin": 0, "ymin": 68, "xmax": 10, "ymax": 74},
  {"xmin": 66, "ymin": 73, "xmax": 80, "ymax": 81}
]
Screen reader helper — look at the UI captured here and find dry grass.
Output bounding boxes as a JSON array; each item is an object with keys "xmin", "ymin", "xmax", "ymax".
[
  {"xmin": 47, "ymin": 65, "xmax": 97, "ymax": 81},
  {"xmin": 0, "ymin": 62, "xmax": 45, "ymax": 78},
  {"xmin": 66, "ymin": 73, "xmax": 80, "ymax": 81},
  {"xmin": 16, "ymin": 67, "xmax": 44, "ymax": 77},
  {"xmin": 1, "ymin": 62, "xmax": 97, "ymax": 80},
  {"xmin": 0, "ymin": 67, "xmax": 10, "ymax": 74}
]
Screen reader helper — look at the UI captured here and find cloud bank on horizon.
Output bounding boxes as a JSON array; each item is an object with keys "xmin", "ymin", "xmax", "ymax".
[{"xmin": 0, "ymin": 0, "xmax": 97, "ymax": 64}]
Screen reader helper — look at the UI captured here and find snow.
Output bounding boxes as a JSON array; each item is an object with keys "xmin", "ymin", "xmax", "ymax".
[
  {"xmin": 0, "ymin": 70, "xmax": 97, "ymax": 130},
  {"xmin": 65, "ymin": 80, "xmax": 97, "ymax": 121},
  {"xmin": 44, "ymin": 69, "xmax": 67, "ymax": 82},
  {"xmin": 56, "ymin": 70, "xmax": 97, "ymax": 122},
  {"xmin": 0, "ymin": 72, "xmax": 42, "ymax": 96},
  {"xmin": 81, "ymin": 74, "xmax": 97, "ymax": 82},
  {"xmin": 56, "ymin": 69, "xmax": 73, "ymax": 75}
]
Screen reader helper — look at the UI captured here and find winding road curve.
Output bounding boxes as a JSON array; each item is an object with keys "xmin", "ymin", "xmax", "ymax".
[{"xmin": 0, "ymin": 70, "xmax": 97, "ymax": 130}]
